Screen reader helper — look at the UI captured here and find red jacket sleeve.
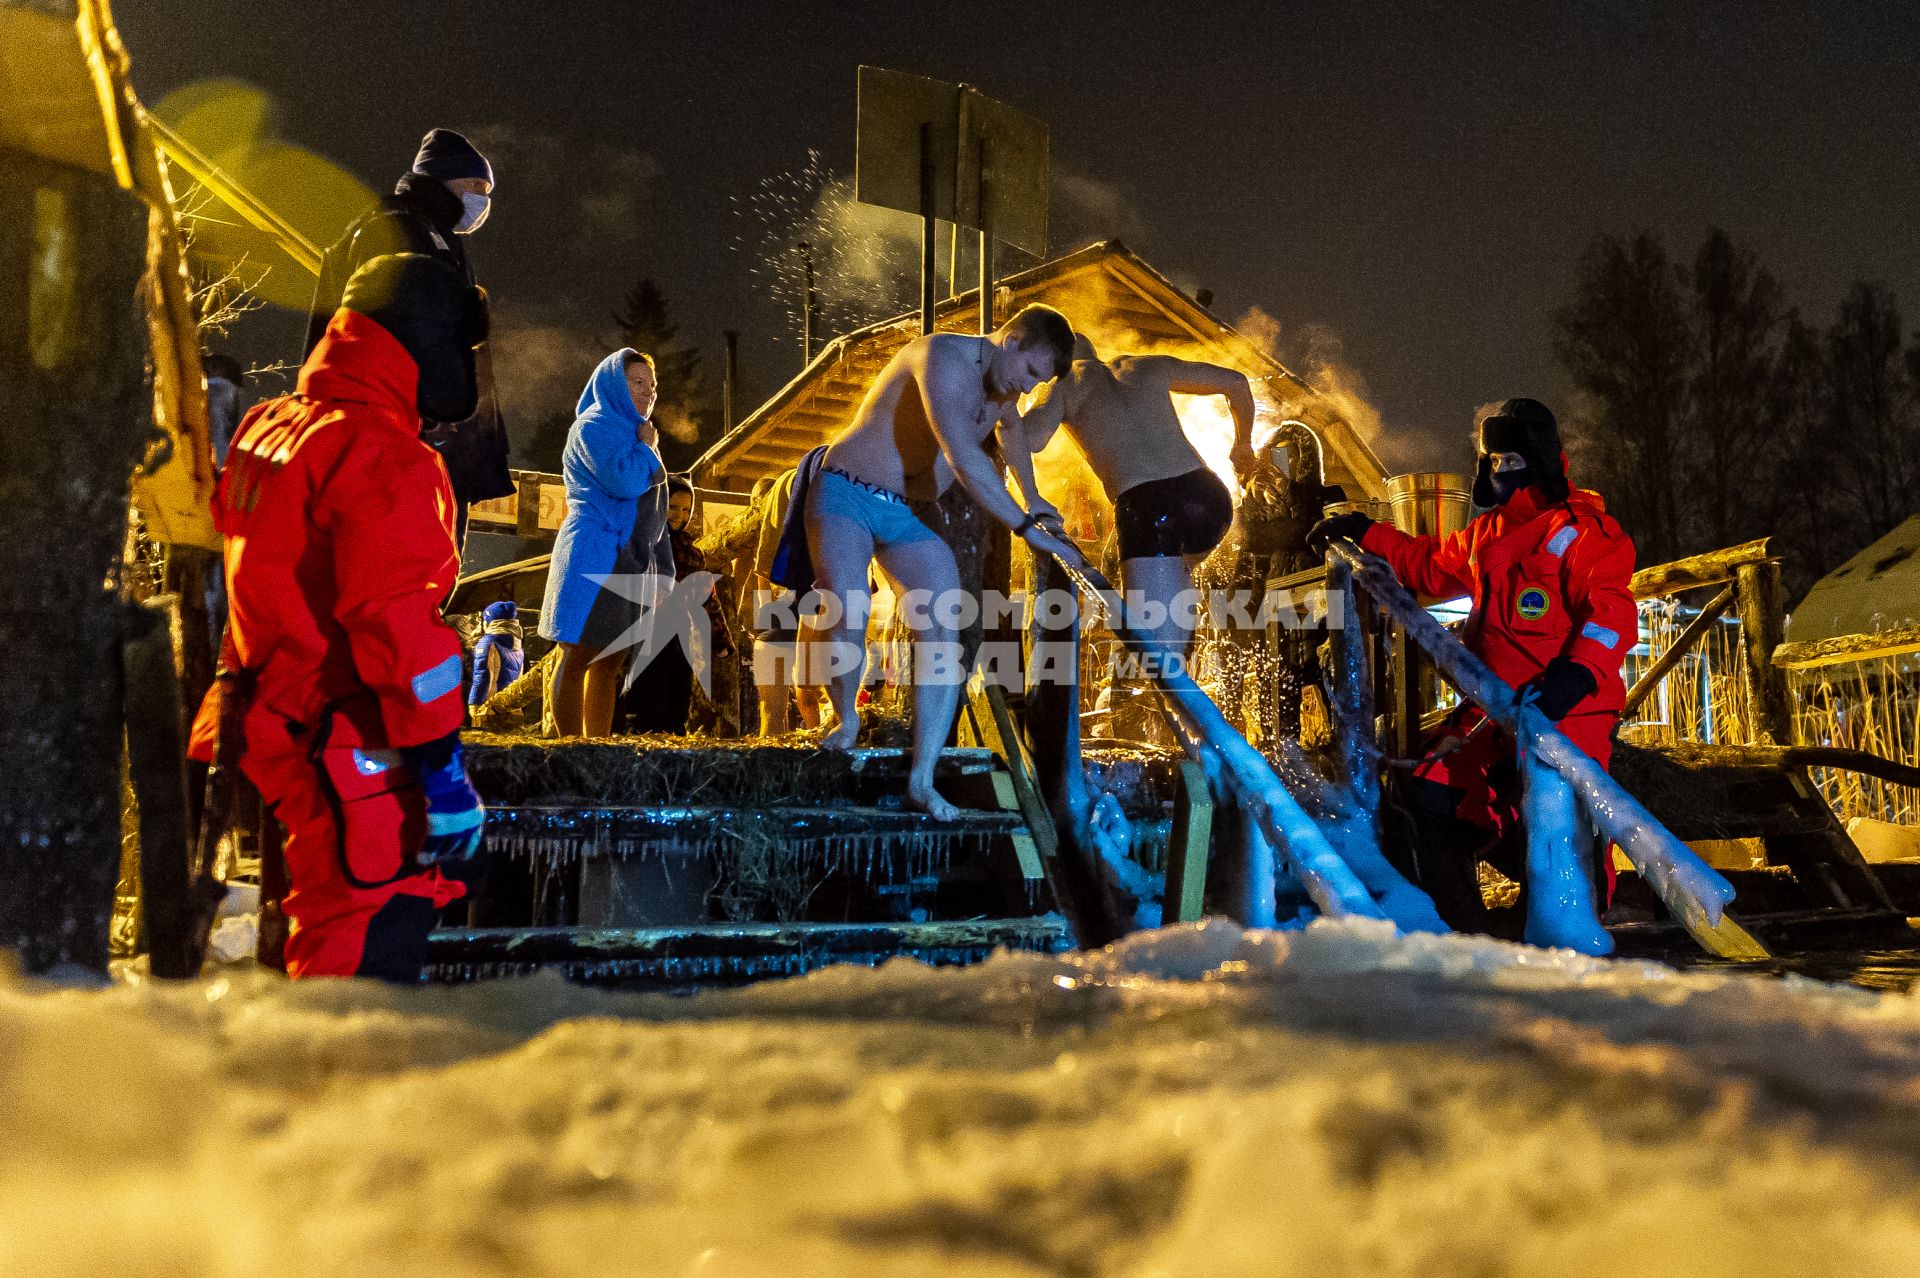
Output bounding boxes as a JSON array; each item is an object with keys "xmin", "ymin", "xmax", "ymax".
[
  {"xmin": 1561, "ymin": 516, "xmax": 1638, "ymax": 682},
  {"xmin": 316, "ymin": 435, "xmax": 466, "ymax": 746},
  {"xmin": 1359, "ymin": 519, "xmax": 1476, "ymax": 600}
]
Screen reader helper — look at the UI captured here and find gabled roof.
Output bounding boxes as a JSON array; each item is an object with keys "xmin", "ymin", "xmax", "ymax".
[
  {"xmin": 1790, "ymin": 514, "xmax": 1920, "ymax": 644},
  {"xmin": 693, "ymin": 240, "xmax": 1389, "ymax": 499}
]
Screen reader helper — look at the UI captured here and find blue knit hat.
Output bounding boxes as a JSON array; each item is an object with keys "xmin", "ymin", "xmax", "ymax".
[{"xmin": 411, "ymin": 128, "xmax": 493, "ymax": 187}]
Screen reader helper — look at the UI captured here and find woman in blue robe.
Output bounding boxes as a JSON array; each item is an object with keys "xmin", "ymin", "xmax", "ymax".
[{"xmin": 539, "ymin": 349, "xmax": 666, "ymax": 736}]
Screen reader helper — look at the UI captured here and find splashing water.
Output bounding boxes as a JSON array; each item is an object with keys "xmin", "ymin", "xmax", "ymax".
[{"xmin": 730, "ymin": 150, "xmax": 925, "ymax": 356}]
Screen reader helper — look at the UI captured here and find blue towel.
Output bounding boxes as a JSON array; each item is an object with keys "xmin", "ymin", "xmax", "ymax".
[{"xmin": 769, "ymin": 445, "xmax": 828, "ymax": 591}]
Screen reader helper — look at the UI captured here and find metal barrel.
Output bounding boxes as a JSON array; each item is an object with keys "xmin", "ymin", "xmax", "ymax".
[
  {"xmin": 1387, "ymin": 472, "xmax": 1473, "ymax": 539},
  {"xmin": 1321, "ymin": 498, "xmax": 1395, "ymax": 522}
]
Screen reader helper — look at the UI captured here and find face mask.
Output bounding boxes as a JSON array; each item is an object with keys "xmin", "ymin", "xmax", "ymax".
[
  {"xmin": 1488, "ymin": 459, "xmax": 1530, "ymax": 505},
  {"xmin": 454, "ymin": 192, "xmax": 491, "ymax": 235}
]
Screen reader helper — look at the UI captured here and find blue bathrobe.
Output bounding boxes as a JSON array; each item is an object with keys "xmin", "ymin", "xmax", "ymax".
[{"xmin": 539, "ymin": 350, "xmax": 666, "ymax": 646}]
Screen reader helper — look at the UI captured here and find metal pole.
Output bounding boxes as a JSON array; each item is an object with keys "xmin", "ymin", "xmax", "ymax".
[
  {"xmin": 796, "ymin": 242, "xmax": 815, "ymax": 365},
  {"xmin": 918, "ymin": 122, "xmax": 936, "ymax": 336},
  {"xmin": 977, "ymin": 137, "xmax": 993, "ymax": 335},
  {"xmin": 721, "ymin": 330, "xmax": 739, "ymax": 433}
]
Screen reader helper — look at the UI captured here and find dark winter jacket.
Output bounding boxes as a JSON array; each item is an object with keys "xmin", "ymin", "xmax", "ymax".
[
  {"xmin": 305, "ymin": 173, "xmax": 513, "ymax": 507},
  {"xmin": 468, "ymin": 600, "xmax": 526, "ymax": 705},
  {"xmin": 669, "ymin": 520, "xmax": 734, "ymax": 658}
]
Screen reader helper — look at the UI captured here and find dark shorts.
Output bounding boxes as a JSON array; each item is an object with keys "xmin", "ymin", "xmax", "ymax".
[{"xmin": 1114, "ymin": 467, "xmax": 1234, "ymax": 560}]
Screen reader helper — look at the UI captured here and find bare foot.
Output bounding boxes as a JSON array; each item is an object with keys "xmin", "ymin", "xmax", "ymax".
[
  {"xmin": 905, "ymin": 779, "xmax": 961, "ymax": 822},
  {"xmin": 820, "ymin": 710, "xmax": 860, "ymax": 752}
]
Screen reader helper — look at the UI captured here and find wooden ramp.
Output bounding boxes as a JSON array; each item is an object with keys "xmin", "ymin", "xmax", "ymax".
[{"xmin": 1611, "ymin": 740, "xmax": 1900, "ymax": 914}]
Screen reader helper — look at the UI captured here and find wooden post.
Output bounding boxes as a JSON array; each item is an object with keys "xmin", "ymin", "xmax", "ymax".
[
  {"xmin": 164, "ymin": 544, "xmax": 218, "ymax": 731},
  {"xmin": 1024, "ymin": 551, "xmax": 1129, "ymax": 946},
  {"xmin": 0, "ymin": 147, "xmax": 153, "ymax": 972},
  {"xmin": 1735, "ymin": 561, "xmax": 1793, "ymax": 746},
  {"xmin": 123, "ymin": 595, "xmax": 222, "ymax": 976},
  {"xmin": 1162, "ymin": 761, "xmax": 1213, "ymax": 924},
  {"xmin": 514, "ymin": 473, "xmax": 541, "ymax": 539}
]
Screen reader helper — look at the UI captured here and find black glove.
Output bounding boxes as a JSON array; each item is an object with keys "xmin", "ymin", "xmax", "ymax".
[
  {"xmin": 1518, "ymin": 656, "xmax": 1598, "ymax": 722},
  {"xmin": 1306, "ymin": 511, "xmax": 1374, "ymax": 558}
]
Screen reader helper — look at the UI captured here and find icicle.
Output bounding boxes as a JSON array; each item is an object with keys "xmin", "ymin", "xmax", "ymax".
[{"xmin": 1520, "ymin": 748, "xmax": 1615, "ymax": 955}]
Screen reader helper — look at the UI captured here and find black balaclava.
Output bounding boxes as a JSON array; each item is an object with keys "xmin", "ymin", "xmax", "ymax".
[
  {"xmin": 340, "ymin": 253, "xmax": 480, "ymax": 422},
  {"xmin": 1472, "ymin": 397, "xmax": 1569, "ymax": 507}
]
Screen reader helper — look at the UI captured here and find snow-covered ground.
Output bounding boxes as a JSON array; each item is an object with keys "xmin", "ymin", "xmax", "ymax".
[{"xmin": 6, "ymin": 920, "xmax": 1920, "ymax": 1277}]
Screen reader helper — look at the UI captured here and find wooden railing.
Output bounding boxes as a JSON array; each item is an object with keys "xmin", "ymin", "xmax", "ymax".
[
  {"xmin": 1626, "ymin": 537, "xmax": 1793, "ymax": 746},
  {"xmin": 1773, "ymin": 622, "xmax": 1920, "ymax": 672}
]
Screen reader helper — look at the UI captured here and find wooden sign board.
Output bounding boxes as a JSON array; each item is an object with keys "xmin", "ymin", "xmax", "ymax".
[
  {"xmin": 855, "ymin": 67, "xmax": 1049, "ymax": 256},
  {"xmin": 955, "ymin": 88, "xmax": 1049, "ymax": 257},
  {"xmin": 467, "ymin": 472, "xmax": 568, "ymax": 534},
  {"xmin": 855, "ymin": 67, "xmax": 959, "ymax": 223}
]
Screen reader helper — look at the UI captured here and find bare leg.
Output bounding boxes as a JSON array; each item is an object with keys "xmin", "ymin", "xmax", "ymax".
[
  {"xmin": 876, "ymin": 535, "xmax": 963, "ymax": 821},
  {"xmin": 756, "ymin": 679, "xmax": 791, "ymax": 737},
  {"xmin": 551, "ymin": 641, "xmax": 594, "ymax": 737},
  {"xmin": 804, "ymin": 503, "xmax": 875, "ymax": 752},
  {"xmin": 795, "ymin": 682, "xmax": 825, "ymax": 729},
  {"xmin": 582, "ymin": 652, "xmax": 624, "ymax": 738},
  {"xmin": 1121, "ymin": 554, "xmax": 1197, "ymax": 670}
]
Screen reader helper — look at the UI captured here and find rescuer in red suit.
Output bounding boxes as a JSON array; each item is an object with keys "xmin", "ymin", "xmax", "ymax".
[
  {"xmin": 192, "ymin": 254, "xmax": 487, "ymax": 981},
  {"xmin": 1308, "ymin": 398, "xmax": 1638, "ymax": 930}
]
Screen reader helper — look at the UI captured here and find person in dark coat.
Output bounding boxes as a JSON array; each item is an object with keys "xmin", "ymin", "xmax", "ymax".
[
  {"xmin": 467, "ymin": 600, "xmax": 526, "ymax": 707},
  {"xmin": 305, "ymin": 128, "xmax": 513, "ymax": 538},
  {"xmin": 620, "ymin": 477, "xmax": 735, "ymax": 735}
]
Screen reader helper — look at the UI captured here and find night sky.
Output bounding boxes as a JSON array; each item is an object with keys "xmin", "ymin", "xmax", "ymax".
[{"xmin": 118, "ymin": 1, "xmax": 1920, "ymax": 471}]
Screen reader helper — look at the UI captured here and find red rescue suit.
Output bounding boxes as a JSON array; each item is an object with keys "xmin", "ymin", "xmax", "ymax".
[
  {"xmin": 191, "ymin": 309, "xmax": 468, "ymax": 979},
  {"xmin": 1360, "ymin": 483, "xmax": 1637, "ymax": 841}
]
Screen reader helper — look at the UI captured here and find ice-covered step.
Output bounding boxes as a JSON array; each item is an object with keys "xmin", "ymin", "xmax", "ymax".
[
  {"xmin": 424, "ymin": 917, "xmax": 1072, "ymax": 989},
  {"xmin": 464, "ymin": 737, "xmax": 1003, "ymax": 810},
  {"xmin": 483, "ymin": 803, "xmax": 1025, "ymax": 866},
  {"xmin": 478, "ymin": 803, "xmax": 1035, "ymax": 930}
]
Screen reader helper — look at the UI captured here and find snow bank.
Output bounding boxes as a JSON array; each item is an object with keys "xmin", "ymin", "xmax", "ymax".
[{"xmin": 5, "ymin": 921, "xmax": 1920, "ymax": 1276}]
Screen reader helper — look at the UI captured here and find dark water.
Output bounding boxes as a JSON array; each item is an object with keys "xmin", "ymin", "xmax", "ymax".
[{"xmin": 1677, "ymin": 949, "xmax": 1920, "ymax": 993}]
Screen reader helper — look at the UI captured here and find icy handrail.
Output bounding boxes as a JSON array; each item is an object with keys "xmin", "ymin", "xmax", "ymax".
[
  {"xmin": 1324, "ymin": 540, "xmax": 1736, "ymax": 929},
  {"xmin": 1060, "ymin": 562, "xmax": 1386, "ymax": 923}
]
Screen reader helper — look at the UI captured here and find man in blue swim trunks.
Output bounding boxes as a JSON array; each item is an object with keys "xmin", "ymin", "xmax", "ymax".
[
  {"xmin": 1020, "ymin": 334, "xmax": 1258, "ymax": 661},
  {"xmin": 806, "ymin": 305, "xmax": 1090, "ymax": 820}
]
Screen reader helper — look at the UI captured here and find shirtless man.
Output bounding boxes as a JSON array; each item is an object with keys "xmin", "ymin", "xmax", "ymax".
[
  {"xmin": 805, "ymin": 304, "xmax": 1088, "ymax": 820},
  {"xmin": 1022, "ymin": 335, "xmax": 1257, "ymax": 656}
]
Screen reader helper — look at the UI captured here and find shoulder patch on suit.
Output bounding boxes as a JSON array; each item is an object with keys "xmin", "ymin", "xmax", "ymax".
[
  {"xmin": 1546, "ymin": 526, "xmax": 1578, "ymax": 557},
  {"xmin": 1581, "ymin": 621, "xmax": 1623, "ymax": 650},
  {"xmin": 411, "ymin": 653, "xmax": 463, "ymax": 704}
]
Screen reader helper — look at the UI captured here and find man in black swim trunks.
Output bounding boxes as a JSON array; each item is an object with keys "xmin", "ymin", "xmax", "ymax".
[{"xmin": 1021, "ymin": 335, "xmax": 1257, "ymax": 660}]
